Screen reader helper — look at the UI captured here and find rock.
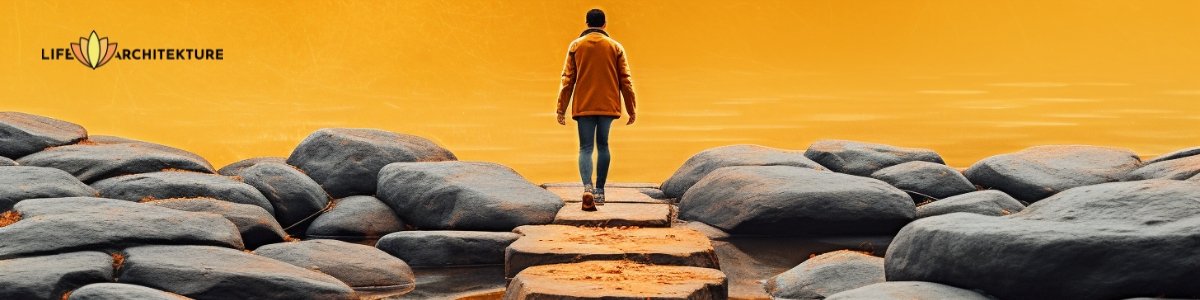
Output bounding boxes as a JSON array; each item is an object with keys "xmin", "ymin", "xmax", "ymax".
[
  {"xmin": 765, "ymin": 250, "xmax": 884, "ymax": 300},
  {"xmin": 377, "ymin": 161, "xmax": 561, "ymax": 231},
  {"xmin": 1124, "ymin": 155, "xmax": 1200, "ymax": 181},
  {"xmin": 885, "ymin": 180, "xmax": 1200, "ymax": 300},
  {"xmin": 0, "ymin": 112, "xmax": 87, "ymax": 159},
  {"xmin": 144, "ymin": 198, "xmax": 286, "ymax": 249},
  {"xmin": 287, "ymin": 128, "xmax": 457, "ymax": 198},
  {"xmin": 0, "ymin": 156, "xmax": 16, "ymax": 166},
  {"xmin": 504, "ymin": 260, "xmax": 727, "ymax": 300},
  {"xmin": 216, "ymin": 156, "xmax": 287, "ymax": 176},
  {"xmin": 377, "ymin": 230, "xmax": 518, "ymax": 266},
  {"xmin": 232, "ymin": 162, "xmax": 329, "ymax": 231},
  {"xmin": 964, "ymin": 145, "xmax": 1141, "ymax": 202},
  {"xmin": 1, "ymin": 197, "xmax": 243, "ymax": 259},
  {"xmin": 1145, "ymin": 146, "xmax": 1200, "ymax": 165},
  {"xmin": 16, "ymin": 140, "xmax": 214, "ymax": 183},
  {"xmin": 552, "ymin": 203, "xmax": 671, "ymax": 227},
  {"xmin": 119, "ymin": 245, "xmax": 355, "ymax": 299},
  {"xmin": 870, "ymin": 161, "xmax": 975, "ymax": 200},
  {"xmin": 0, "ymin": 166, "xmax": 97, "ymax": 210},
  {"xmin": 545, "ymin": 186, "xmax": 669, "ymax": 204},
  {"xmin": 0, "ymin": 251, "xmax": 113, "ymax": 300},
  {"xmin": 255, "ymin": 239, "xmax": 416, "ymax": 298},
  {"xmin": 825, "ymin": 282, "xmax": 991, "ymax": 300},
  {"xmin": 660, "ymin": 144, "xmax": 828, "ymax": 198},
  {"xmin": 68, "ymin": 283, "xmax": 189, "ymax": 300},
  {"xmin": 803, "ymin": 140, "xmax": 944, "ymax": 176},
  {"xmin": 916, "ymin": 190, "xmax": 1025, "ymax": 219},
  {"xmin": 679, "ymin": 166, "xmax": 915, "ymax": 236},
  {"xmin": 92, "ymin": 171, "xmax": 273, "ymax": 215},
  {"xmin": 306, "ymin": 196, "xmax": 404, "ymax": 242},
  {"xmin": 505, "ymin": 225, "xmax": 719, "ymax": 278}
]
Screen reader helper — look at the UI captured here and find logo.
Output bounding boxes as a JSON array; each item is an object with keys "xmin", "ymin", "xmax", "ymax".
[
  {"xmin": 42, "ymin": 30, "xmax": 224, "ymax": 70},
  {"xmin": 71, "ymin": 31, "xmax": 118, "ymax": 69}
]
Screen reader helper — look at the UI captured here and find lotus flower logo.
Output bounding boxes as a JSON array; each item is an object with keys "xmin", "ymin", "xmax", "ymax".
[{"xmin": 70, "ymin": 31, "xmax": 118, "ymax": 69}]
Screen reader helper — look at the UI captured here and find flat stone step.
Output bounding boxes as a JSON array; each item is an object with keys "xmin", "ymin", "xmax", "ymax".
[
  {"xmin": 541, "ymin": 182, "xmax": 660, "ymax": 189},
  {"xmin": 505, "ymin": 225, "xmax": 719, "ymax": 278},
  {"xmin": 504, "ymin": 260, "xmax": 728, "ymax": 300},
  {"xmin": 553, "ymin": 203, "xmax": 672, "ymax": 228},
  {"xmin": 545, "ymin": 186, "xmax": 669, "ymax": 204}
]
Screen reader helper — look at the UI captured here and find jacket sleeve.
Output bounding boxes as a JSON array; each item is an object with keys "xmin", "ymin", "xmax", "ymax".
[
  {"xmin": 616, "ymin": 46, "xmax": 636, "ymax": 116},
  {"xmin": 556, "ymin": 42, "xmax": 577, "ymax": 115}
]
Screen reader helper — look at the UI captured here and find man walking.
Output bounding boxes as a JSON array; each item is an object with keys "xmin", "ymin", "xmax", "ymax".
[{"xmin": 556, "ymin": 8, "xmax": 637, "ymax": 211}]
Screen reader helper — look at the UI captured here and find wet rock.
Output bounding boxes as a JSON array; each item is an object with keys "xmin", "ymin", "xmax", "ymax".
[
  {"xmin": 870, "ymin": 161, "xmax": 975, "ymax": 200},
  {"xmin": 504, "ymin": 260, "xmax": 727, "ymax": 300},
  {"xmin": 1144, "ymin": 146, "xmax": 1200, "ymax": 165},
  {"xmin": 230, "ymin": 162, "xmax": 329, "ymax": 231},
  {"xmin": 679, "ymin": 166, "xmax": 915, "ymax": 236},
  {"xmin": 287, "ymin": 128, "xmax": 457, "ymax": 198},
  {"xmin": 144, "ymin": 197, "xmax": 286, "ymax": 249},
  {"xmin": 886, "ymin": 180, "xmax": 1200, "ymax": 300},
  {"xmin": 119, "ymin": 245, "xmax": 355, "ymax": 299},
  {"xmin": 1124, "ymin": 155, "xmax": 1200, "ymax": 181},
  {"xmin": 765, "ymin": 250, "xmax": 884, "ymax": 300},
  {"xmin": 661, "ymin": 144, "xmax": 828, "ymax": 198},
  {"xmin": 826, "ymin": 282, "xmax": 991, "ymax": 300},
  {"xmin": 916, "ymin": 190, "xmax": 1025, "ymax": 219},
  {"xmin": 0, "ymin": 112, "xmax": 87, "ymax": 159},
  {"xmin": 0, "ymin": 251, "xmax": 113, "ymax": 300},
  {"xmin": 377, "ymin": 230, "xmax": 518, "ymax": 266},
  {"xmin": 803, "ymin": 140, "xmax": 944, "ymax": 176},
  {"xmin": 505, "ymin": 225, "xmax": 718, "ymax": 278},
  {"xmin": 67, "ymin": 283, "xmax": 189, "ymax": 300},
  {"xmin": 0, "ymin": 166, "xmax": 97, "ymax": 210},
  {"xmin": 306, "ymin": 196, "xmax": 403, "ymax": 242},
  {"xmin": 16, "ymin": 140, "xmax": 214, "ymax": 183},
  {"xmin": 0, "ymin": 156, "xmax": 16, "ymax": 166},
  {"xmin": 92, "ymin": 171, "xmax": 273, "ymax": 215},
  {"xmin": 1, "ymin": 197, "xmax": 243, "ymax": 259},
  {"xmin": 964, "ymin": 145, "xmax": 1141, "ymax": 202},
  {"xmin": 377, "ymin": 161, "xmax": 561, "ymax": 231},
  {"xmin": 255, "ymin": 239, "xmax": 415, "ymax": 298},
  {"xmin": 216, "ymin": 156, "xmax": 287, "ymax": 176}
]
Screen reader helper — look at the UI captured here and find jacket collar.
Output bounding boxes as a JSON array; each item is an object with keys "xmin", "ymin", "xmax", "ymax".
[{"xmin": 580, "ymin": 27, "xmax": 609, "ymax": 37}]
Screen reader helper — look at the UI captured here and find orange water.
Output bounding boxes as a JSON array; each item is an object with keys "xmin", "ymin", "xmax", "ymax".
[{"xmin": 3, "ymin": 1, "xmax": 1198, "ymax": 183}]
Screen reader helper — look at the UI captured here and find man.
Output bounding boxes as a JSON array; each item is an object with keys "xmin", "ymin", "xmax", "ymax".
[{"xmin": 556, "ymin": 8, "xmax": 637, "ymax": 211}]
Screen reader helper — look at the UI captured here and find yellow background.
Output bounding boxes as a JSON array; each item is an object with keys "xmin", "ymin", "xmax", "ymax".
[{"xmin": 3, "ymin": 1, "xmax": 1199, "ymax": 183}]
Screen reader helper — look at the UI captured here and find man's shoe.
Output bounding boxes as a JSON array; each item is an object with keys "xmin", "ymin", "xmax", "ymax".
[
  {"xmin": 595, "ymin": 189, "xmax": 606, "ymax": 206},
  {"xmin": 581, "ymin": 191, "xmax": 597, "ymax": 211}
]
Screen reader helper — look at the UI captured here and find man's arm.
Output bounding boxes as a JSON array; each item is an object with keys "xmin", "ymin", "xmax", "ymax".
[
  {"xmin": 616, "ymin": 47, "xmax": 637, "ymax": 125},
  {"xmin": 556, "ymin": 43, "xmax": 578, "ymax": 124}
]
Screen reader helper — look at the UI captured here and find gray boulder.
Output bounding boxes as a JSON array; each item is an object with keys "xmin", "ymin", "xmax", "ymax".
[
  {"xmin": 377, "ymin": 161, "xmax": 561, "ymax": 231},
  {"xmin": 255, "ymin": 239, "xmax": 415, "ymax": 297},
  {"xmin": 964, "ymin": 145, "xmax": 1141, "ymax": 202},
  {"xmin": 231, "ymin": 162, "xmax": 329, "ymax": 232},
  {"xmin": 0, "ymin": 156, "xmax": 16, "ymax": 166},
  {"xmin": 216, "ymin": 156, "xmax": 287, "ymax": 176},
  {"xmin": 306, "ymin": 195, "xmax": 404, "ymax": 242},
  {"xmin": 679, "ymin": 166, "xmax": 915, "ymax": 236},
  {"xmin": 376, "ymin": 231, "xmax": 519, "ymax": 266},
  {"xmin": 826, "ymin": 282, "xmax": 991, "ymax": 300},
  {"xmin": 916, "ymin": 190, "xmax": 1025, "ymax": 219},
  {"xmin": 886, "ymin": 180, "xmax": 1200, "ymax": 300},
  {"xmin": 68, "ymin": 283, "xmax": 189, "ymax": 300},
  {"xmin": 16, "ymin": 140, "xmax": 214, "ymax": 183},
  {"xmin": 287, "ymin": 128, "xmax": 457, "ymax": 198},
  {"xmin": 870, "ymin": 161, "xmax": 975, "ymax": 201},
  {"xmin": 1124, "ymin": 155, "xmax": 1200, "ymax": 181},
  {"xmin": 0, "ymin": 251, "xmax": 113, "ymax": 300},
  {"xmin": 92, "ymin": 171, "xmax": 273, "ymax": 215},
  {"xmin": 804, "ymin": 140, "xmax": 944, "ymax": 176},
  {"xmin": 765, "ymin": 250, "xmax": 884, "ymax": 300},
  {"xmin": 144, "ymin": 197, "xmax": 286, "ymax": 249},
  {"xmin": 1, "ymin": 197, "xmax": 243, "ymax": 259},
  {"xmin": 0, "ymin": 112, "xmax": 87, "ymax": 159},
  {"xmin": 660, "ymin": 144, "xmax": 828, "ymax": 198},
  {"xmin": 0, "ymin": 166, "xmax": 97, "ymax": 210},
  {"xmin": 1145, "ymin": 146, "xmax": 1200, "ymax": 165},
  {"xmin": 119, "ymin": 245, "xmax": 355, "ymax": 299}
]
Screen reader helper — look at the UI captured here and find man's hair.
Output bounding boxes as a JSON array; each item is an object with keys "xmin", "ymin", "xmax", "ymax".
[{"xmin": 586, "ymin": 9, "xmax": 605, "ymax": 27}]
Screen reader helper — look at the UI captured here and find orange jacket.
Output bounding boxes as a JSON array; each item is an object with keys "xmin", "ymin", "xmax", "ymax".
[{"xmin": 556, "ymin": 29, "xmax": 636, "ymax": 119}]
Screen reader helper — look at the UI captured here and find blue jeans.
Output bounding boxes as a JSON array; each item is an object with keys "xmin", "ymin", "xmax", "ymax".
[{"xmin": 577, "ymin": 116, "xmax": 615, "ymax": 190}]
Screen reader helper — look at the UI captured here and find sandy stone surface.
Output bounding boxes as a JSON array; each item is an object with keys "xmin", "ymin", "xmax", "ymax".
[
  {"xmin": 504, "ymin": 260, "xmax": 727, "ymax": 300},
  {"xmin": 505, "ymin": 225, "xmax": 718, "ymax": 278},
  {"xmin": 545, "ymin": 186, "xmax": 669, "ymax": 204},
  {"xmin": 553, "ymin": 203, "xmax": 672, "ymax": 227}
]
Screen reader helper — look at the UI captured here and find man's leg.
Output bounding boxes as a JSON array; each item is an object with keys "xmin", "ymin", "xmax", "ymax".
[
  {"xmin": 594, "ymin": 117, "xmax": 615, "ymax": 190},
  {"xmin": 576, "ymin": 116, "xmax": 597, "ymax": 187}
]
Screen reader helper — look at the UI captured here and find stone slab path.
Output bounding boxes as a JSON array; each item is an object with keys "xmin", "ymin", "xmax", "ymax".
[
  {"xmin": 543, "ymin": 183, "xmax": 671, "ymax": 204},
  {"xmin": 553, "ymin": 203, "xmax": 672, "ymax": 228}
]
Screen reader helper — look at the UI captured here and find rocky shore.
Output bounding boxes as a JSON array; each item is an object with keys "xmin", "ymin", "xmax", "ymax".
[{"xmin": 1, "ymin": 111, "xmax": 1198, "ymax": 300}]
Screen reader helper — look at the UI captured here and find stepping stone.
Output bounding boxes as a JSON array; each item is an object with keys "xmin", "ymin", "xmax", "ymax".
[
  {"xmin": 504, "ymin": 260, "xmax": 727, "ymax": 300},
  {"xmin": 505, "ymin": 225, "xmax": 718, "ymax": 278},
  {"xmin": 545, "ymin": 186, "xmax": 668, "ymax": 204},
  {"xmin": 553, "ymin": 203, "xmax": 672, "ymax": 227},
  {"xmin": 541, "ymin": 182, "xmax": 660, "ymax": 189}
]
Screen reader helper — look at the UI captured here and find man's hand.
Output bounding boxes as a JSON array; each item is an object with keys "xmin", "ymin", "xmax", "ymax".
[
  {"xmin": 626, "ymin": 114, "xmax": 636, "ymax": 125},
  {"xmin": 557, "ymin": 113, "xmax": 566, "ymax": 125}
]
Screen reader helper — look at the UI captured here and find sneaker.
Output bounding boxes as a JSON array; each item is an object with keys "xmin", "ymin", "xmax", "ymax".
[
  {"xmin": 594, "ymin": 188, "xmax": 606, "ymax": 206},
  {"xmin": 581, "ymin": 191, "xmax": 597, "ymax": 211}
]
